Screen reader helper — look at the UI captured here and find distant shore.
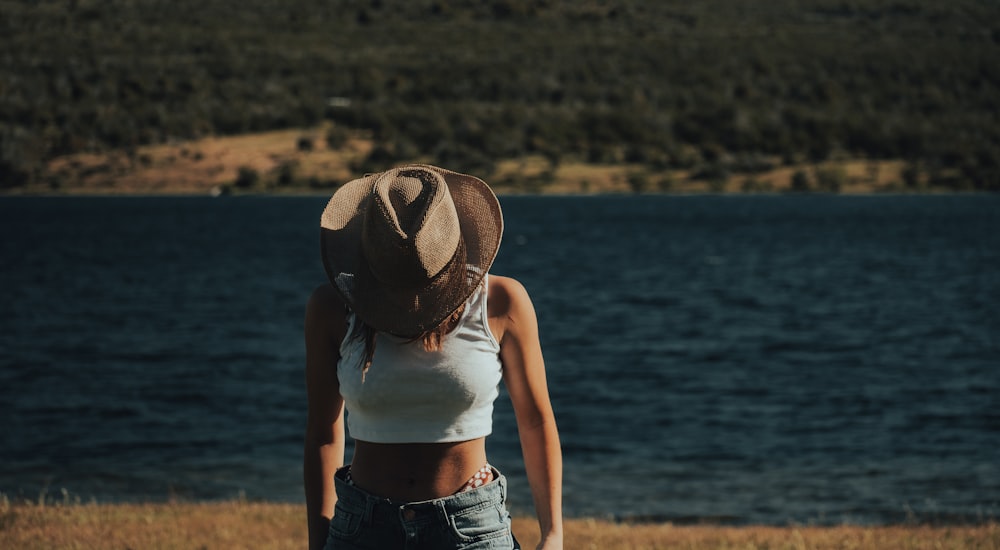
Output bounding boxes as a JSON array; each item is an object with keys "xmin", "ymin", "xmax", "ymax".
[
  {"xmin": 2, "ymin": 500, "xmax": 997, "ymax": 549},
  {"xmin": 4, "ymin": 125, "xmax": 955, "ymax": 198}
]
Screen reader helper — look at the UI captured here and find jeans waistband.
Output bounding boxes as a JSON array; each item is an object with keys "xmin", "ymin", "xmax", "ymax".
[{"xmin": 333, "ymin": 466, "xmax": 508, "ymax": 525}]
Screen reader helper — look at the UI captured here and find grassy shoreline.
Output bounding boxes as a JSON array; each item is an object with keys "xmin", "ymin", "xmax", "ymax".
[
  {"xmin": 2, "ymin": 500, "xmax": 997, "ymax": 549},
  {"xmin": 5, "ymin": 126, "xmax": 953, "ymax": 197}
]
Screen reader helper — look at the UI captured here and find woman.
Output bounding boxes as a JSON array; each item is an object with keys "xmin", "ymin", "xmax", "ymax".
[{"xmin": 304, "ymin": 164, "xmax": 563, "ymax": 550}]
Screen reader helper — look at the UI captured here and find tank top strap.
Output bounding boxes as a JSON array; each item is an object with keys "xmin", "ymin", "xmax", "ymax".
[
  {"xmin": 340, "ymin": 308, "xmax": 360, "ymax": 357},
  {"xmin": 458, "ymin": 273, "xmax": 499, "ymax": 350}
]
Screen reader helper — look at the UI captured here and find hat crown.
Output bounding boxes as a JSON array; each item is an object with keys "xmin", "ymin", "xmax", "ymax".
[
  {"xmin": 361, "ymin": 167, "xmax": 461, "ymax": 288},
  {"xmin": 320, "ymin": 163, "xmax": 502, "ymax": 336}
]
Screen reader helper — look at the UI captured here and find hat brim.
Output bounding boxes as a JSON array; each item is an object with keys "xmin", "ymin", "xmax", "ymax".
[{"xmin": 320, "ymin": 165, "xmax": 503, "ymax": 337}]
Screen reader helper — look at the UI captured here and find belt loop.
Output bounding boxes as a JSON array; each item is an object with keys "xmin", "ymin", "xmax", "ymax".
[
  {"xmin": 363, "ymin": 494, "xmax": 378, "ymax": 526},
  {"xmin": 435, "ymin": 499, "xmax": 450, "ymax": 524}
]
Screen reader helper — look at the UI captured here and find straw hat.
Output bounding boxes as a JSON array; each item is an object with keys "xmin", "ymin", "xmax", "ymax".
[{"xmin": 320, "ymin": 164, "xmax": 503, "ymax": 337}]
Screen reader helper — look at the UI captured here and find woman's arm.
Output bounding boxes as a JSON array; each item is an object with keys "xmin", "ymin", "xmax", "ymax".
[
  {"xmin": 304, "ymin": 284, "xmax": 348, "ymax": 550},
  {"xmin": 492, "ymin": 276, "xmax": 563, "ymax": 550}
]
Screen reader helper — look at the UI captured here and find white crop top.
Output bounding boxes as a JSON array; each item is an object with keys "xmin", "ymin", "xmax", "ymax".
[{"xmin": 337, "ymin": 276, "xmax": 502, "ymax": 443}]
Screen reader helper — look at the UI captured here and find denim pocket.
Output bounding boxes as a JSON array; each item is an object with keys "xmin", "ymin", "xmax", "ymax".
[
  {"xmin": 328, "ymin": 500, "xmax": 364, "ymax": 541},
  {"xmin": 447, "ymin": 501, "xmax": 512, "ymax": 545}
]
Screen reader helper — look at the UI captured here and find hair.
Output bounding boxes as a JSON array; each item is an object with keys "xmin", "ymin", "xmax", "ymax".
[{"xmin": 353, "ymin": 302, "xmax": 467, "ymax": 381}]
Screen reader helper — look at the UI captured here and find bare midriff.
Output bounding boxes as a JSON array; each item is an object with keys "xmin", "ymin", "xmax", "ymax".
[{"xmin": 348, "ymin": 437, "xmax": 489, "ymax": 501}]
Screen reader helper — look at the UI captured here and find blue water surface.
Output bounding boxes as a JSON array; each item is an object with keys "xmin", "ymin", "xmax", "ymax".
[{"xmin": 1, "ymin": 194, "xmax": 997, "ymax": 525}]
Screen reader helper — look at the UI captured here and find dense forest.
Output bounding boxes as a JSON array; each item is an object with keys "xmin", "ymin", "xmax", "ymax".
[{"xmin": 2, "ymin": 0, "xmax": 999, "ymax": 191}]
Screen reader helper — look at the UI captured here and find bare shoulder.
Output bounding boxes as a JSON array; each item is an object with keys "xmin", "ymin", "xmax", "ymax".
[
  {"xmin": 487, "ymin": 275, "xmax": 539, "ymax": 345},
  {"xmin": 487, "ymin": 275, "xmax": 533, "ymax": 315},
  {"xmin": 308, "ymin": 282, "xmax": 343, "ymax": 308},
  {"xmin": 306, "ymin": 283, "xmax": 347, "ymax": 338}
]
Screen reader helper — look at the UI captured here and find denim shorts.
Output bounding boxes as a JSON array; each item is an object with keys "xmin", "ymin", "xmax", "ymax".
[{"xmin": 324, "ymin": 466, "xmax": 520, "ymax": 550}]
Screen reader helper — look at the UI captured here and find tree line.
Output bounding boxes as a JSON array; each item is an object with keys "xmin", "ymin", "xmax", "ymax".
[{"xmin": 2, "ymin": 0, "xmax": 999, "ymax": 190}]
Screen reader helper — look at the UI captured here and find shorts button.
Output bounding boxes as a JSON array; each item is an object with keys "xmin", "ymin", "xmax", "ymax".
[{"xmin": 402, "ymin": 508, "xmax": 417, "ymax": 521}]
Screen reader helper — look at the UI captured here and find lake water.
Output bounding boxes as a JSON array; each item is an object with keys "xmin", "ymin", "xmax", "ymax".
[{"xmin": 1, "ymin": 194, "xmax": 997, "ymax": 525}]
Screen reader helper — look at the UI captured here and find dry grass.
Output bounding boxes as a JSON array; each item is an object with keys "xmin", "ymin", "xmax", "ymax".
[
  {"xmin": 0, "ymin": 500, "xmax": 303, "ymax": 550},
  {"xmin": 1, "ymin": 500, "xmax": 997, "ymax": 550},
  {"xmin": 18, "ymin": 126, "xmax": 926, "ymax": 197},
  {"xmin": 41, "ymin": 124, "xmax": 372, "ymax": 195},
  {"xmin": 512, "ymin": 519, "xmax": 1000, "ymax": 550}
]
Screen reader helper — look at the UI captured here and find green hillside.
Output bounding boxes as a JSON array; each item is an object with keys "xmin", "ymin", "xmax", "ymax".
[{"xmin": 2, "ymin": 0, "xmax": 999, "ymax": 190}]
